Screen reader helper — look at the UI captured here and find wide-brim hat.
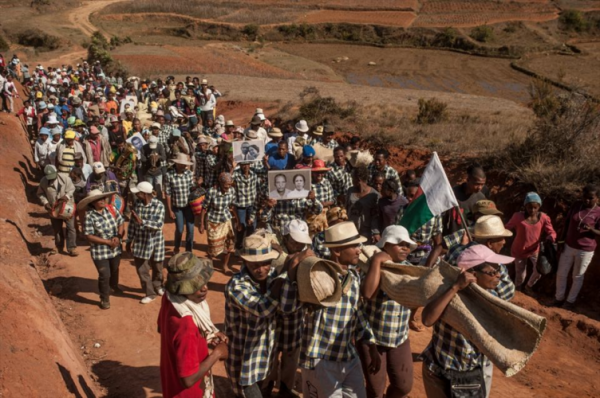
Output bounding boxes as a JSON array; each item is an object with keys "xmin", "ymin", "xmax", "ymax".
[
  {"xmin": 324, "ymin": 221, "xmax": 368, "ymax": 248},
  {"xmin": 471, "ymin": 215, "xmax": 513, "ymax": 239},
  {"xmin": 472, "ymin": 199, "xmax": 503, "ymax": 216},
  {"xmin": 312, "ymin": 125, "xmax": 323, "ymax": 136},
  {"xmin": 376, "ymin": 225, "xmax": 417, "ymax": 251},
  {"xmin": 311, "ymin": 159, "xmax": 330, "ymax": 172},
  {"xmin": 166, "ymin": 252, "xmax": 214, "ymax": 295},
  {"xmin": 295, "ymin": 120, "xmax": 309, "ymax": 133},
  {"xmin": 240, "ymin": 233, "xmax": 279, "ymax": 262},
  {"xmin": 268, "ymin": 127, "xmax": 283, "ymax": 138},
  {"xmin": 172, "ymin": 153, "xmax": 193, "ymax": 166},
  {"xmin": 297, "ymin": 256, "xmax": 345, "ymax": 307},
  {"xmin": 78, "ymin": 190, "xmax": 117, "ymax": 209}
]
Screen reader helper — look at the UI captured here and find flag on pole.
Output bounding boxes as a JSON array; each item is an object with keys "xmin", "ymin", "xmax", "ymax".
[{"xmin": 399, "ymin": 152, "xmax": 458, "ymax": 235}]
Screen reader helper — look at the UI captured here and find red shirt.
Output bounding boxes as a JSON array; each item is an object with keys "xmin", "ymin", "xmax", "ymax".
[
  {"xmin": 565, "ymin": 205, "xmax": 600, "ymax": 252},
  {"xmin": 506, "ymin": 212, "xmax": 556, "ymax": 258},
  {"xmin": 158, "ymin": 296, "xmax": 209, "ymax": 398}
]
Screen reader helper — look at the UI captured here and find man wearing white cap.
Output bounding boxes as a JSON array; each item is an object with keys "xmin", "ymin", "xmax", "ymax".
[
  {"xmin": 86, "ymin": 161, "xmax": 120, "ymax": 194},
  {"xmin": 421, "ymin": 245, "xmax": 515, "ymax": 398},
  {"xmin": 287, "ymin": 221, "xmax": 381, "ymax": 398},
  {"xmin": 127, "ymin": 182, "xmax": 166, "ymax": 304}
]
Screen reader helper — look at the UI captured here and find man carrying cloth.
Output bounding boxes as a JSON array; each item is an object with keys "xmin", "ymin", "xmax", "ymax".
[
  {"xmin": 286, "ymin": 222, "xmax": 382, "ymax": 398},
  {"xmin": 420, "ymin": 245, "xmax": 516, "ymax": 398}
]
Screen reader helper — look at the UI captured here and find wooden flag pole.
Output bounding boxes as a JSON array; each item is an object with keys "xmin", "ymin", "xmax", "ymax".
[{"xmin": 456, "ymin": 205, "xmax": 473, "ymax": 242}]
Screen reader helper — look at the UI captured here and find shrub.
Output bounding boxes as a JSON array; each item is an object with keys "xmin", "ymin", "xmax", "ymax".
[
  {"xmin": 416, "ymin": 98, "xmax": 448, "ymax": 124},
  {"xmin": 87, "ymin": 31, "xmax": 128, "ymax": 77},
  {"xmin": 470, "ymin": 25, "xmax": 494, "ymax": 43},
  {"xmin": 298, "ymin": 87, "xmax": 356, "ymax": 124},
  {"xmin": 0, "ymin": 35, "xmax": 9, "ymax": 52},
  {"xmin": 15, "ymin": 29, "xmax": 60, "ymax": 51},
  {"xmin": 559, "ymin": 10, "xmax": 589, "ymax": 32},
  {"xmin": 242, "ymin": 24, "xmax": 259, "ymax": 40}
]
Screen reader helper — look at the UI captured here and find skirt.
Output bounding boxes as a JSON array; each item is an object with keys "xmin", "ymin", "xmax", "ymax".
[{"xmin": 207, "ymin": 220, "xmax": 234, "ymax": 257}]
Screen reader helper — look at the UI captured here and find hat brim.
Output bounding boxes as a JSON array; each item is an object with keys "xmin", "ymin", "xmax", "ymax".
[
  {"xmin": 376, "ymin": 236, "xmax": 418, "ymax": 251},
  {"xmin": 312, "ymin": 167, "xmax": 331, "ymax": 172},
  {"xmin": 268, "ymin": 133, "xmax": 283, "ymax": 138},
  {"xmin": 79, "ymin": 191, "xmax": 118, "ymax": 209},
  {"xmin": 172, "ymin": 159, "xmax": 194, "ymax": 166},
  {"xmin": 477, "ymin": 208, "xmax": 504, "ymax": 216},
  {"xmin": 471, "ymin": 229, "xmax": 513, "ymax": 239},
  {"xmin": 240, "ymin": 251, "xmax": 279, "ymax": 262},
  {"xmin": 485, "ymin": 252, "xmax": 515, "ymax": 265},
  {"xmin": 289, "ymin": 231, "xmax": 313, "ymax": 245},
  {"xmin": 295, "ymin": 125, "xmax": 309, "ymax": 133},
  {"xmin": 324, "ymin": 235, "xmax": 368, "ymax": 248}
]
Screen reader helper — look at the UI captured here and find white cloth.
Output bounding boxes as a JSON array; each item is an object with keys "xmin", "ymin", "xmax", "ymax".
[{"xmin": 555, "ymin": 243, "xmax": 594, "ymax": 303}]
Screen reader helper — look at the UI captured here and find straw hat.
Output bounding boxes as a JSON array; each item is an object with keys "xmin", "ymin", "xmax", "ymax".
[
  {"xmin": 324, "ymin": 221, "xmax": 367, "ymax": 248},
  {"xmin": 78, "ymin": 189, "xmax": 117, "ymax": 209},
  {"xmin": 172, "ymin": 153, "xmax": 193, "ymax": 166},
  {"xmin": 471, "ymin": 215, "xmax": 513, "ymax": 240},
  {"xmin": 166, "ymin": 252, "xmax": 214, "ymax": 295},
  {"xmin": 245, "ymin": 130, "xmax": 258, "ymax": 140},
  {"xmin": 268, "ymin": 127, "xmax": 283, "ymax": 138},
  {"xmin": 296, "ymin": 256, "xmax": 345, "ymax": 307},
  {"xmin": 240, "ymin": 233, "xmax": 279, "ymax": 262},
  {"xmin": 312, "ymin": 126, "xmax": 323, "ymax": 136}
]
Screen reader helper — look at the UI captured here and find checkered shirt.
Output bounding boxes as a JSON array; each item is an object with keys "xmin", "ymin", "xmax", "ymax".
[
  {"xmin": 84, "ymin": 206, "xmax": 124, "ymax": 260},
  {"xmin": 327, "ymin": 163, "xmax": 353, "ymax": 197},
  {"xmin": 232, "ymin": 168, "xmax": 259, "ymax": 208},
  {"xmin": 421, "ymin": 263, "xmax": 514, "ymax": 374},
  {"xmin": 250, "ymin": 161, "xmax": 268, "ymax": 179},
  {"xmin": 126, "ymin": 198, "xmax": 165, "ymax": 262},
  {"xmin": 300, "ymin": 267, "xmax": 375, "ymax": 369},
  {"xmin": 312, "ymin": 178, "xmax": 335, "ymax": 205},
  {"xmin": 443, "ymin": 229, "xmax": 466, "ymax": 252},
  {"xmin": 225, "ymin": 266, "xmax": 282, "ymax": 395},
  {"xmin": 276, "ymin": 272, "xmax": 305, "ymax": 352},
  {"xmin": 165, "ymin": 168, "xmax": 195, "ymax": 208},
  {"xmin": 312, "ymin": 231, "xmax": 330, "ymax": 259},
  {"xmin": 407, "ymin": 215, "xmax": 443, "ymax": 265},
  {"xmin": 265, "ymin": 198, "xmax": 323, "ymax": 228},
  {"xmin": 204, "ymin": 186, "xmax": 236, "ymax": 223},
  {"xmin": 360, "ymin": 260, "xmax": 411, "ymax": 348},
  {"xmin": 317, "ymin": 138, "xmax": 339, "ymax": 150},
  {"xmin": 368, "ymin": 164, "xmax": 403, "ymax": 195},
  {"xmin": 157, "ymin": 126, "xmax": 172, "ymax": 167}
]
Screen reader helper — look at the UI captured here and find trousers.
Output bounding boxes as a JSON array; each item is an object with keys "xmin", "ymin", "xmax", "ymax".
[
  {"xmin": 422, "ymin": 361, "xmax": 493, "ymax": 398},
  {"xmin": 301, "ymin": 357, "xmax": 367, "ymax": 398},
  {"xmin": 134, "ymin": 257, "xmax": 164, "ymax": 297},
  {"xmin": 555, "ymin": 243, "xmax": 595, "ymax": 303},
  {"xmin": 514, "ymin": 256, "xmax": 541, "ymax": 287},
  {"xmin": 51, "ymin": 217, "xmax": 77, "ymax": 251},
  {"xmin": 357, "ymin": 339, "xmax": 413, "ymax": 398},
  {"xmin": 92, "ymin": 255, "xmax": 121, "ymax": 301},
  {"xmin": 173, "ymin": 205, "xmax": 195, "ymax": 252},
  {"xmin": 235, "ymin": 206, "xmax": 256, "ymax": 249}
]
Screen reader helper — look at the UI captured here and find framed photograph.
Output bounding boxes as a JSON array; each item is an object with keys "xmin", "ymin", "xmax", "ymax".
[
  {"xmin": 268, "ymin": 169, "xmax": 311, "ymax": 200},
  {"xmin": 233, "ymin": 140, "xmax": 264, "ymax": 163},
  {"xmin": 126, "ymin": 132, "xmax": 146, "ymax": 157},
  {"xmin": 120, "ymin": 95, "xmax": 138, "ymax": 114}
]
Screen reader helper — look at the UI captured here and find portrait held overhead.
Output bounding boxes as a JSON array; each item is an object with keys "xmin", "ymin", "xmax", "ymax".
[{"xmin": 2, "ymin": 1, "xmax": 600, "ymax": 397}]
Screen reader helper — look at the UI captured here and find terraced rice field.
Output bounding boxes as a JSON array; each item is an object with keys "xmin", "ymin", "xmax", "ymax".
[{"xmin": 298, "ymin": 10, "xmax": 417, "ymax": 27}]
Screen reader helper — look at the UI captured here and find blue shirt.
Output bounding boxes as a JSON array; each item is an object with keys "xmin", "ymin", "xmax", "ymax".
[
  {"xmin": 268, "ymin": 152, "xmax": 295, "ymax": 170},
  {"xmin": 265, "ymin": 141, "xmax": 279, "ymax": 157}
]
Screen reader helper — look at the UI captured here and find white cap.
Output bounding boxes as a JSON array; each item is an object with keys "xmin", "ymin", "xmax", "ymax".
[
  {"xmin": 92, "ymin": 162, "xmax": 106, "ymax": 174},
  {"xmin": 130, "ymin": 181, "xmax": 153, "ymax": 194},
  {"xmin": 376, "ymin": 225, "xmax": 417, "ymax": 251},
  {"xmin": 282, "ymin": 219, "xmax": 312, "ymax": 245},
  {"xmin": 257, "ymin": 113, "xmax": 266, "ymax": 121},
  {"xmin": 151, "ymin": 122, "xmax": 161, "ymax": 129},
  {"xmin": 148, "ymin": 135, "xmax": 158, "ymax": 149}
]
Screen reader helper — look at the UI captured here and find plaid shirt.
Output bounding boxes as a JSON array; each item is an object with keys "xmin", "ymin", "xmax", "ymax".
[
  {"xmin": 225, "ymin": 266, "xmax": 284, "ymax": 395},
  {"xmin": 157, "ymin": 126, "xmax": 172, "ymax": 167},
  {"xmin": 312, "ymin": 231, "xmax": 330, "ymax": 259},
  {"xmin": 232, "ymin": 168, "xmax": 259, "ymax": 208},
  {"xmin": 312, "ymin": 178, "xmax": 335, "ymax": 205},
  {"xmin": 165, "ymin": 168, "xmax": 194, "ymax": 208},
  {"xmin": 84, "ymin": 206, "xmax": 124, "ymax": 260},
  {"xmin": 360, "ymin": 261, "xmax": 411, "ymax": 348},
  {"xmin": 407, "ymin": 215, "xmax": 443, "ymax": 265},
  {"xmin": 421, "ymin": 263, "xmax": 514, "ymax": 374},
  {"xmin": 204, "ymin": 186, "xmax": 236, "ymax": 223},
  {"xmin": 277, "ymin": 271, "xmax": 305, "ymax": 352},
  {"xmin": 368, "ymin": 164, "xmax": 403, "ymax": 195},
  {"xmin": 316, "ymin": 138, "xmax": 339, "ymax": 150},
  {"xmin": 300, "ymin": 267, "xmax": 375, "ymax": 369},
  {"xmin": 266, "ymin": 198, "xmax": 323, "ymax": 228},
  {"xmin": 327, "ymin": 162, "xmax": 353, "ymax": 197},
  {"xmin": 126, "ymin": 198, "xmax": 165, "ymax": 262}
]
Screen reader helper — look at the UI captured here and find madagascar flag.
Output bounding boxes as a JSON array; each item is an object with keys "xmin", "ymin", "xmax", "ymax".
[{"xmin": 400, "ymin": 152, "xmax": 458, "ymax": 234}]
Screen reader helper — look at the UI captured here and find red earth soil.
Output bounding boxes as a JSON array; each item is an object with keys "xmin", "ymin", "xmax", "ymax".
[
  {"xmin": 298, "ymin": 10, "xmax": 418, "ymax": 27},
  {"xmin": 1, "ymin": 96, "xmax": 599, "ymax": 397}
]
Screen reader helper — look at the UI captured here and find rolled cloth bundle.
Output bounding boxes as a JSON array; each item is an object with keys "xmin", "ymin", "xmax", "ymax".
[
  {"xmin": 297, "ymin": 256, "xmax": 346, "ymax": 307},
  {"xmin": 359, "ymin": 246, "xmax": 546, "ymax": 376}
]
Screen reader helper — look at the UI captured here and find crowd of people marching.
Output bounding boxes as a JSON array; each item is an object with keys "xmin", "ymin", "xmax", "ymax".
[{"xmin": 2, "ymin": 54, "xmax": 599, "ymax": 398}]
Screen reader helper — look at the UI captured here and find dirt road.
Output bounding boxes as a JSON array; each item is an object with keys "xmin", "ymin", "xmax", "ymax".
[{"xmin": 68, "ymin": 0, "xmax": 127, "ymax": 38}]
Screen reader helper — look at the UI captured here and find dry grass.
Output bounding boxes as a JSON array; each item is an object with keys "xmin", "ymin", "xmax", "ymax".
[{"xmin": 104, "ymin": 0, "xmax": 232, "ymax": 19}]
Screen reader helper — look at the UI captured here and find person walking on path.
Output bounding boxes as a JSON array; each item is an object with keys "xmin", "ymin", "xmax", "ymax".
[
  {"xmin": 554, "ymin": 184, "xmax": 600, "ymax": 310},
  {"xmin": 127, "ymin": 181, "xmax": 166, "ymax": 305},
  {"xmin": 166, "ymin": 153, "xmax": 196, "ymax": 253},
  {"xmin": 80, "ymin": 189, "xmax": 125, "ymax": 310},
  {"xmin": 505, "ymin": 192, "xmax": 556, "ymax": 294}
]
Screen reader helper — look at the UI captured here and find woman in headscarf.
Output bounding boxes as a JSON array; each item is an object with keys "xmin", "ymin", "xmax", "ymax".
[
  {"xmin": 159, "ymin": 252, "xmax": 228, "ymax": 398},
  {"xmin": 199, "ymin": 172, "xmax": 239, "ymax": 275}
]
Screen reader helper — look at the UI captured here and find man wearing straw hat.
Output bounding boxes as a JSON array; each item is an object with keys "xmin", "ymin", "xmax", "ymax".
[
  {"xmin": 159, "ymin": 252, "xmax": 228, "ymax": 398},
  {"xmin": 287, "ymin": 221, "xmax": 381, "ymax": 398},
  {"xmin": 225, "ymin": 232, "xmax": 288, "ymax": 397},
  {"xmin": 127, "ymin": 181, "xmax": 166, "ymax": 304},
  {"xmin": 166, "ymin": 153, "xmax": 196, "ymax": 253},
  {"xmin": 421, "ymin": 245, "xmax": 516, "ymax": 398},
  {"xmin": 80, "ymin": 189, "xmax": 124, "ymax": 310}
]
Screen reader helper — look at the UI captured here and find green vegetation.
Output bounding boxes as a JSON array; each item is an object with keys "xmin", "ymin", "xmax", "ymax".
[
  {"xmin": 110, "ymin": 35, "xmax": 133, "ymax": 47},
  {"xmin": 15, "ymin": 29, "xmax": 60, "ymax": 51},
  {"xmin": 0, "ymin": 35, "xmax": 9, "ymax": 52},
  {"xmin": 559, "ymin": 10, "xmax": 590, "ymax": 32},
  {"xmin": 470, "ymin": 25, "xmax": 494, "ymax": 43},
  {"xmin": 242, "ymin": 24, "xmax": 259, "ymax": 40},
  {"xmin": 87, "ymin": 31, "xmax": 128, "ymax": 77},
  {"xmin": 416, "ymin": 98, "xmax": 448, "ymax": 124},
  {"xmin": 297, "ymin": 87, "xmax": 356, "ymax": 124}
]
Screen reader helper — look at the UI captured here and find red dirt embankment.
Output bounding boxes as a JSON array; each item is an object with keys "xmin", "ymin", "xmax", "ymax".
[{"xmin": 0, "ymin": 95, "xmax": 99, "ymax": 397}]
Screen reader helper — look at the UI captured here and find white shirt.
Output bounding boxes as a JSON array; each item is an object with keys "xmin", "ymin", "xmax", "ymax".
[{"xmin": 34, "ymin": 137, "xmax": 51, "ymax": 164}]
